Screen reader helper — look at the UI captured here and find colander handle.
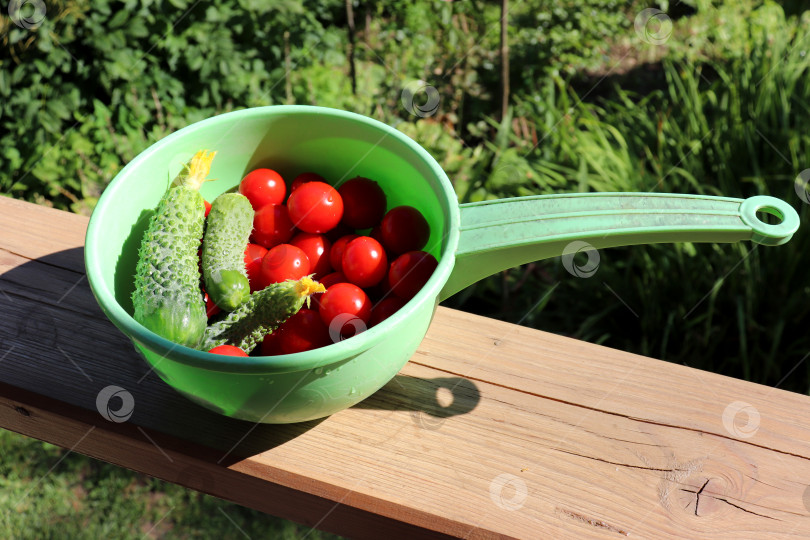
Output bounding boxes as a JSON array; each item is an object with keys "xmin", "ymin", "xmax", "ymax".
[{"xmin": 439, "ymin": 193, "xmax": 800, "ymax": 301}]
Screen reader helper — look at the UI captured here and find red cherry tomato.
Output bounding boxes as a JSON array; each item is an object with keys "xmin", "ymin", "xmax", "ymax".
[
  {"xmin": 370, "ymin": 296, "xmax": 407, "ymax": 326},
  {"xmin": 319, "ymin": 271, "xmax": 347, "ymax": 289},
  {"xmin": 239, "ymin": 168, "xmax": 286, "ymax": 210},
  {"xmin": 261, "ymin": 244, "xmax": 311, "ymax": 285},
  {"xmin": 342, "ymin": 236, "xmax": 388, "ymax": 288},
  {"xmin": 290, "ymin": 172, "xmax": 325, "ymax": 193},
  {"xmin": 369, "ymin": 225, "xmax": 384, "ymax": 245},
  {"xmin": 208, "ymin": 344, "xmax": 248, "ymax": 356},
  {"xmin": 329, "ymin": 234, "xmax": 359, "ymax": 273},
  {"xmin": 260, "ymin": 331, "xmax": 282, "ymax": 356},
  {"xmin": 287, "ymin": 181, "xmax": 344, "ymax": 233},
  {"xmin": 290, "ymin": 232, "xmax": 332, "ymax": 279},
  {"xmin": 252, "ymin": 204, "xmax": 295, "ymax": 249},
  {"xmin": 203, "ymin": 199, "xmax": 212, "ymax": 217},
  {"xmin": 203, "ymin": 290, "xmax": 221, "ymax": 318},
  {"xmin": 363, "ymin": 274, "xmax": 391, "ymax": 303},
  {"xmin": 244, "ymin": 243, "xmax": 268, "ymax": 292},
  {"xmin": 325, "ymin": 222, "xmax": 354, "ymax": 243},
  {"xmin": 387, "ymin": 251, "xmax": 438, "ymax": 299},
  {"xmin": 380, "ymin": 206, "xmax": 430, "ymax": 255},
  {"xmin": 275, "ymin": 308, "xmax": 331, "ymax": 354},
  {"xmin": 312, "ymin": 271, "xmax": 347, "ymax": 309},
  {"xmin": 319, "ymin": 283, "xmax": 372, "ymax": 339},
  {"xmin": 338, "ymin": 177, "xmax": 387, "ymax": 229}
]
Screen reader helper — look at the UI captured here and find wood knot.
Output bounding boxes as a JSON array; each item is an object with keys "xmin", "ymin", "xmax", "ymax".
[
  {"xmin": 658, "ymin": 444, "xmax": 767, "ymax": 524},
  {"xmin": 14, "ymin": 406, "xmax": 30, "ymax": 417}
]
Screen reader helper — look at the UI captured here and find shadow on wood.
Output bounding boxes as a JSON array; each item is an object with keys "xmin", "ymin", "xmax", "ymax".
[
  {"xmin": 0, "ymin": 247, "xmax": 481, "ymax": 463},
  {"xmin": 354, "ymin": 375, "xmax": 480, "ymax": 420}
]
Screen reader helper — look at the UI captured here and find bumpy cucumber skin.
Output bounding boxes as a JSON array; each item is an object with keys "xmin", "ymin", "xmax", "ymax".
[
  {"xmin": 202, "ymin": 280, "xmax": 310, "ymax": 353},
  {"xmin": 132, "ymin": 186, "xmax": 208, "ymax": 349},
  {"xmin": 202, "ymin": 193, "xmax": 254, "ymax": 311}
]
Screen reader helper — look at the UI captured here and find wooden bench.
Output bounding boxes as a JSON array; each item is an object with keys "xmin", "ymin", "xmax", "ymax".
[{"xmin": 1, "ymin": 195, "xmax": 809, "ymax": 538}]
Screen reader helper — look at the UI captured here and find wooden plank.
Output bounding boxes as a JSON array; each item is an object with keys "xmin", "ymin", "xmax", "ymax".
[
  {"xmin": 1, "ymin": 196, "xmax": 810, "ymax": 539},
  {"xmin": 0, "ymin": 196, "xmax": 87, "ymax": 273}
]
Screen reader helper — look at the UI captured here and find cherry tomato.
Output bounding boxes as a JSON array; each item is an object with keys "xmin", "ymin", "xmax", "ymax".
[
  {"xmin": 318, "ymin": 283, "xmax": 372, "ymax": 339},
  {"xmin": 319, "ymin": 271, "xmax": 347, "ymax": 289},
  {"xmin": 387, "ymin": 251, "xmax": 438, "ymax": 299},
  {"xmin": 370, "ymin": 296, "xmax": 407, "ymax": 326},
  {"xmin": 287, "ymin": 181, "xmax": 344, "ymax": 233},
  {"xmin": 290, "ymin": 172, "xmax": 325, "ymax": 193},
  {"xmin": 244, "ymin": 243, "xmax": 268, "ymax": 292},
  {"xmin": 208, "ymin": 344, "xmax": 248, "ymax": 356},
  {"xmin": 239, "ymin": 168, "xmax": 286, "ymax": 210},
  {"xmin": 325, "ymin": 222, "xmax": 354, "ymax": 243},
  {"xmin": 312, "ymin": 271, "xmax": 347, "ymax": 309},
  {"xmin": 369, "ymin": 225, "xmax": 384, "ymax": 245},
  {"xmin": 203, "ymin": 290, "xmax": 221, "ymax": 318},
  {"xmin": 380, "ymin": 206, "xmax": 430, "ymax": 255},
  {"xmin": 342, "ymin": 236, "xmax": 388, "ymax": 288},
  {"xmin": 260, "ymin": 331, "xmax": 282, "ymax": 356},
  {"xmin": 252, "ymin": 204, "xmax": 295, "ymax": 249},
  {"xmin": 364, "ymin": 274, "xmax": 391, "ymax": 303},
  {"xmin": 338, "ymin": 177, "xmax": 387, "ymax": 229},
  {"xmin": 261, "ymin": 244, "xmax": 311, "ymax": 285},
  {"xmin": 290, "ymin": 232, "xmax": 332, "ymax": 279},
  {"xmin": 275, "ymin": 308, "xmax": 331, "ymax": 354},
  {"xmin": 329, "ymin": 234, "xmax": 359, "ymax": 273},
  {"xmin": 204, "ymin": 199, "xmax": 212, "ymax": 217}
]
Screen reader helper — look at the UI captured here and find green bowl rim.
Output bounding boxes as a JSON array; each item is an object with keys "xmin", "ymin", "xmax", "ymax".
[{"xmin": 85, "ymin": 105, "xmax": 461, "ymax": 373}]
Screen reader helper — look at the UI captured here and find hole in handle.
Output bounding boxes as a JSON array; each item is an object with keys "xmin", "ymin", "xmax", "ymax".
[
  {"xmin": 740, "ymin": 196, "xmax": 800, "ymax": 246},
  {"xmin": 755, "ymin": 207, "xmax": 785, "ymax": 226}
]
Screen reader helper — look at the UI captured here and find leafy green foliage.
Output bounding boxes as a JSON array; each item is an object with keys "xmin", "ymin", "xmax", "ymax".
[
  {"xmin": 448, "ymin": 1, "xmax": 810, "ymax": 392},
  {"xmin": 0, "ymin": 0, "xmax": 341, "ymax": 212},
  {"xmin": 0, "ymin": 428, "xmax": 343, "ymax": 539},
  {"xmin": 2, "ymin": 0, "xmax": 807, "ymax": 388}
]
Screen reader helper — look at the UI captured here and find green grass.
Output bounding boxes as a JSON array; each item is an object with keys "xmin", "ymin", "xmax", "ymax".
[
  {"xmin": 444, "ymin": 0, "xmax": 810, "ymax": 392},
  {"xmin": 0, "ymin": 429, "xmax": 343, "ymax": 539}
]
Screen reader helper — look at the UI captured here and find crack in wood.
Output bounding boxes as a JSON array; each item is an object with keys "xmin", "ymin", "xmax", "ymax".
[
  {"xmin": 555, "ymin": 448, "xmax": 677, "ymax": 472},
  {"xmin": 715, "ymin": 497, "xmax": 780, "ymax": 521},
  {"xmin": 0, "ymin": 246, "xmax": 84, "ymax": 274},
  {"xmin": 408, "ymin": 360, "xmax": 810, "ymax": 463},
  {"xmin": 745, "ymin": 474, "xmax": 780, "ymax": 489},
  {"xmin": 679, "ymin": 486, "xmax": 782, "ymax": 521},
  {"xmin": 557, "ymin": 508, "xmax": 629, "ymax": 536},
  {"xmin": 694, "ymin": 479, "xmax": 710, "ymax": 516},
  {"xmin": 0, "ymin": 285, "xmax": 113, "ymax": 322}
]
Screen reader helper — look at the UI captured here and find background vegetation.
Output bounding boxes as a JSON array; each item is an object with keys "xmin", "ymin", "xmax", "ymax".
[{"xmin": 2, "ymin": 0, "xmax": 809, "ymax": 537}]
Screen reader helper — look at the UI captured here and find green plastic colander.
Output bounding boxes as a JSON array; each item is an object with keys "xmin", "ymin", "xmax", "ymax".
[{"xmin": 84, "ymin": 106, "xmax": 800, "ymax": 423}]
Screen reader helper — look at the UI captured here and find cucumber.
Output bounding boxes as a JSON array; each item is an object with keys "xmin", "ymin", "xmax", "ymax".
[
  {"xmin": 201, "ymin": 277, "xmax": 325, "ymax": 353},
  {"xmin": 202, "ymin": 193, "xmax": 254, "ymax": 311},
  {"xmin": 132, "ymin": 150, "xmax": 215, "ymax": 349}
]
